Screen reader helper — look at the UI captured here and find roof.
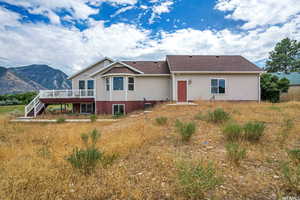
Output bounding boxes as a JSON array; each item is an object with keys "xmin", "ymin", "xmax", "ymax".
[
  {"xmin": 166, "ymin": 55, "xmax": 263, "ymax": 72},
  {"xmin": 271, "ymin": 72, "xmax": 300, "ymax": 85},
  {"xmin": 122, "ymin": 61, "xmax": 170, "ymax": 74},
  {"xmin": 103, "ymin": 66, "xmax": 138, "ymax": 74}
]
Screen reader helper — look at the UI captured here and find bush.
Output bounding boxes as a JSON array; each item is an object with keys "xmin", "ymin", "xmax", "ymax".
[
  {"xmin": 175, "ymin": 119, "xmax": 183, "ymax": 129},
  {"xmin": 243, "ymin": 121, "xmax": 265, "ymax": 142},
  {"xmin": 225, "ymin": 143, "xmax": 246, "ymax": 165},
  {"xmin": 207, "ymin": 108, "xmax": 230, "ymax": 123},
  {"xmin": 178, "ymin": 161, "xmax": 223, "ymax": 199},
  {"xmin": 67, "ymin": 129, "xmax": 102, "ymax": 175},
  {"xmin": 90, "ymin": 114, "xmax": 97, "ymax": 122},
  {"xmin": 287, "ymin": 149, "xmax": 300, "ymax": 163},
  {"xmin": 176, "ymin": 120, "xmax": 196, "ymax": 142},
  {"xmin": 223, "ymin": 123, "xmax": 243, "ymax": 142},
  {"xmin": 155, "ymin": 117, "xmax": 168, "ymax": 125},
  {"xmin": 56, "ymin": 117, "xmax": 66, "ymax": 123},
  {"xmin": 281, "ymin": 162, "xmax": 300, "ymax": 192}
]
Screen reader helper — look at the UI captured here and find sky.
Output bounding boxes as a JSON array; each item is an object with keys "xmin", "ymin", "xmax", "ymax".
[{"xmin": 0, "ymin": 0, "xmax": 299, "ymax": 75}]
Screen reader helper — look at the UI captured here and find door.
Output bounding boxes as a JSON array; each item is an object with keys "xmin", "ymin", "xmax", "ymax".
[{"xmin": 177, "ymin": 80, "xmax": 187, "ymax": 102}]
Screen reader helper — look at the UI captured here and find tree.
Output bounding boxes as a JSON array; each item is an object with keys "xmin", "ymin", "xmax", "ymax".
[
  {"xmin": 265, "ymin": 38, "xmax": 300, "ymax": 73},
  {"xmin": 260, "ymin": 73, "xmax": 290, "ymax": 102}
]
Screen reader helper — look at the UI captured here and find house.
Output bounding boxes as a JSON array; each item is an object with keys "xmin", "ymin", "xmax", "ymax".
[
  {"xmin": 271, "ymin": 72, "xmax": 300, "ymax": 101},
  {"xmin": 24, "ymin": 55, "xmax": 263, "ymax": 117}
]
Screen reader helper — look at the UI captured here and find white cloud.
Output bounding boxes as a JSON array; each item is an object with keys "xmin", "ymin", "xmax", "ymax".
[
  {"xmin": 215, "ymin": 0, "xmax": 300, "ymax": 29},
  {"xmin": 110, "ymin": 5, "xmax": 135, "ymax": 17},
  {"xmin": 149, "ymin": 0, "xmax": 174, "ymax": 24}
]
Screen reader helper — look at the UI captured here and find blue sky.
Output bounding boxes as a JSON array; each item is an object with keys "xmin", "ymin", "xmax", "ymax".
[{"xmin": 0, "ymin": 0, "xmax": 299, "ymax": 75}]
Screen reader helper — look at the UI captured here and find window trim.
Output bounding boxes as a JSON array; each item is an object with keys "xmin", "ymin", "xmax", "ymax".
[
  {"xmin": 210, "ymin": 78, "xmax": 226, "ymax": 94},
  {"xmin": 128, "ymin": 77, "xmax": 135, "ymax": 91},
  {"xmin": 78, "ymin": 80, "xmax": 85, "ymax": 89},
  {"xmin": 113, "ymin": 76, "xmax": 124, "ymax": 91},
  {"xmin": 112, "ymin": 104, "xmax": 125, "ymax": 115},
  {"xmin": 87, "ymin": 80, "xmax": 94, "ymax": 89}
]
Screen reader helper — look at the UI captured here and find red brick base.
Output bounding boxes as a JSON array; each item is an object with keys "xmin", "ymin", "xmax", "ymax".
[{"xmin": 95, "ymin": 101, "xmax": 164, "ymax": 114}]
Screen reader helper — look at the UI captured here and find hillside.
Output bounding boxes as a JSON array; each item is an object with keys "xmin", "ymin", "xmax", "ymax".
[
  {"xmin": 0, "ymin": 101, "xmax": 300, "ymax": 199},
  {"xmin": 0, "ymin": 65, "xmax": 71, "ymax": 95}
]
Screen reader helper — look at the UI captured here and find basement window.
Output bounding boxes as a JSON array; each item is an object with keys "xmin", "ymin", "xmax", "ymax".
[
  {"xmin": 211, "ymin": 79, "xmax": 225, "ymax": 94},
  {"xmin": 113, "ymin": 104, "xmax": 125, "ymax": 115}
]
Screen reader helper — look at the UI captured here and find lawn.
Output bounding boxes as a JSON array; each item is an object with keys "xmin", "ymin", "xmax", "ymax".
[
  {"xmin": 0, "ymin": 105, "xmax": 24, "ymax": 115},
  {"xmin": 0, "ymin": 101, "xmax": 300, "ymax": 199}
]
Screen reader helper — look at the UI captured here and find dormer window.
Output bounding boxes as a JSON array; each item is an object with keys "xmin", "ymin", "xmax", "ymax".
[{"xmin": 113, "ymin": 77, "xmax": 124, "ymax": 90}]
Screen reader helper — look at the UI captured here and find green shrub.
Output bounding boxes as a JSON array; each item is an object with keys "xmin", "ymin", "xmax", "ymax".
[
  {"xmin": 207, "ymin": 108, "xmax": 230, "ymax": 123},
  {"xmin": 194, "ymin": 112, "xmax": 206, "ymax": 120},
  {"xmin": 225, "ymin": 143, "xmax": 246, "ymax": 165},
  {"xmin": 67, "ymin": 129, "xmax": 102, "ymax": 175},
  {"xmin": 223, "ymin": 123, "xmax": 243, "ymax": 142},
  {"xmin": 178, "ymin": 161, "xmax": 223, "ymax": 199},
  {"xmin": 281, "ymin": 162, "xmax": 300, "ymax": 192},
  {"xmin": 176, "ymin": 120, "xmax": 196, "ymax": 142},
  {"xmin": 90, "ymin": 114, "xmax": 97, "ymax": 122},
  {"xmin": 243, "ymin": 121, "xmax": 265, "ymax": 142},
  {"xmin": 287, "ymin": 149, "xmax": 300, "ymax": 163},
  {"xmin": 155, "ymin": 117, "xmax": 168, "ymax": 125},
  {"xmin": 56, "ymin": 117, "xmax": 66, "ymax": 123},
  {"xmin": 175, "ymin": 119, "xmax": 183, "ymax": 129}
]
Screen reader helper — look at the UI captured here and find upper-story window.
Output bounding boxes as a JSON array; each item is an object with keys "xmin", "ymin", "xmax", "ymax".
[
  {"xmin": 113, "ymin": 77, "xmax": 124, "ymax": 90},
  {"xmin": 128, "ymin": 77, "xmax": 134, "ymax": 91},
  {"xmin": 79, "ymin": 80, "xmax": 85, "ymax": 89},
  {"xmin": 211, "ymin": 79, "xmax": 225, "ymax": 94},
  {"xmin": 106, "ymin": 77, "xmax": 110, "ymax": 91},
  {"xmin": 87, "ymin": 80, "xmax": 94, "ymax": 89}
]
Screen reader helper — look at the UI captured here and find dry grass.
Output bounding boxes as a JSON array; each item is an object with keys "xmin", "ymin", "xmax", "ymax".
[{"xmin": 1, "ymin": 101, "xmax": 300, "ymax": 199}]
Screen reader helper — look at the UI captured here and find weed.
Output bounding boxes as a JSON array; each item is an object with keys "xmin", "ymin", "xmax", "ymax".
[
  {"xmin": 56, "ymin": 117, "xmax": 66, "ymax": 123},
  {"xmin": 101, "ymin": 153, "xmax": 119, "ymax": 168},
  {"xmin": 66, "ymin": 129, "xmax": 102, "ymax": 175},
  {"xmin": 176, "ymin": 120, "xmax": 196, "ymax": 142},
  {"xmin": 155, "ymin": 117, "xmax": 168, "ymax": 125},
  {"xmin": 178, "ymin": 161, "xmax": 223, "ymax": 199},
  {"xmin": 243, "ymin": 121, "xmax": 265, "ymax": 142},
  {"xmin": 90, "ymin": 114, "xmax": 97, "ymax": 122},
  {"xmin": 278, "ymin": 118, "xmax": 294, "ymax": 144},
  {"xmin": 223, "ymin": 123, "xmax": 243, "ymax": 142},
  {"xmin": 194, "ymin": 112, "xmax": 206, "ymax": 120},
  {"xmin": 175, "ymin": 119, "xmax": 183, "ymax": 129},
  {"xmin": 287, "ymin": 149, "xmax": 300, "ymax": 164},
  {"xmin": 207, "ymin": 108, "xmax": 230, "ymax": 123},
  {"xmin": 281, "ymin": 162, "xmax": 300, "ymax": 192},
  {"xmin": 225, "ymin": 143, "xmax": 246, "ymax": 165}
]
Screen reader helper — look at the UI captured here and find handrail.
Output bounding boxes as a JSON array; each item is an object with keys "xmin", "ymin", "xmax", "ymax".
[
  {"xmin": 39, "ymin": 89, "xmax": 95, "ymax": 99},
  {"xmin": 25, "ymin": 93, "xmax": 40, "ymax": 117}
]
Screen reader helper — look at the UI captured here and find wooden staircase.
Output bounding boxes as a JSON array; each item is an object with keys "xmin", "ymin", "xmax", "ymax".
[{"xmin": 24, "ymin": 93, "xmax": 45, "ymax": 117}]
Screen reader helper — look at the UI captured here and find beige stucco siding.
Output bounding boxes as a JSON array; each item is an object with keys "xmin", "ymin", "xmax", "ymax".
[
  {"xmin": 94, "ymin": 75, "xmax": 171, "ymax": 101},
  {"xmin": 173, "ymin": 74, "xmax": 260, "ymax": 101},
  {"xmin": 71, "ymin": 60, "xmax": 112, "ymax": 89}
]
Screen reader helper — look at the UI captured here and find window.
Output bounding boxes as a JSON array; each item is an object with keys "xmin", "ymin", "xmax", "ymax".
[
  {"xmin": 113, "ymin": 104, "xmax": 125, "ymax": 115},
  {"xmin": 211, "ymin": 79, "xmax": 225, "ymax": 94},
  {"xmin": 106, "ymin": 78, "xmax": 110, "ymax": 91},
  {"xmin": 113, "ymin": 77, "xmax": 124, "ymax": 90},
  {"xmin": 128, "ymin": 77, "xmax": 134, "ymax": 91},
  {"xmin": 81, "ymin": 103, "xmax": 93, "ymax": 113},
  {"xmin": 87, "ymin": 80, "xmax": 94, "ymax": 89},
  {"xmin": 79, "ymin": 80, "xmax": 85, "ymax": 89}
]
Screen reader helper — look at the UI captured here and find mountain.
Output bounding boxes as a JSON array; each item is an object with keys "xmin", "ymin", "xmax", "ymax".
[{"xmin": 0, "ymin": 65, "xmax": 71, "ymax": 95}]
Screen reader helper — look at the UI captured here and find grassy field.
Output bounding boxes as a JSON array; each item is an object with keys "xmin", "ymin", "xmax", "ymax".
[
  {"xmin": 0, "ymin": 105, "xmax": 24, "ymax": 115},
  {"xmin": 1, "ymin": 101, "xmax": 300, "ymax": 199}
]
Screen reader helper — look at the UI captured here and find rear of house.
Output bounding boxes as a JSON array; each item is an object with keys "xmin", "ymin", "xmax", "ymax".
[{"xmin": 25, "ymin": 55, "xmax": 263, "ymax": 117}]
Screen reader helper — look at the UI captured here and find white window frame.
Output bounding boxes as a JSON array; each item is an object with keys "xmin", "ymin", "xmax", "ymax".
[
  {"xmin": 113, "ymin": 76, "xmax": 124, "ymax": 91},
  {"xmin": 87, "ymin": 79, "xmax": 94, "ymax": 89},
  {"xmin": 80, "ymin": 103, "xmax": 93, "ymax": 114},
  {"xmin": 112, "ymin": 104, "xmax": 125, "ymax": 115},
  {"xmin": 106, "ymin": 77, "xmax": 110, "ymax": 91},
  {"xmin": 210, "ymin": 78, "xmax": 226, "ymax": 94},
  {"xmin": 128, "ymin": 77, "xmax": 135, "ymax": 91},
  {"xmin": 78, "ymin": 80, "xmax": 85, "ymax": 89}
]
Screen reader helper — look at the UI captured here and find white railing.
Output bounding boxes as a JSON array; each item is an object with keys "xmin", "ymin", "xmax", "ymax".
[
  {"xmin": 34, "ymin": 101, "xmax": 45, "ymax": 117},
  {"xmin": 39, "ymin": 89, "xmax": 95, "ymax": 99},
  {"xmin": 25, "ymin": 94, "xmax": 40, "ymax": 117}
]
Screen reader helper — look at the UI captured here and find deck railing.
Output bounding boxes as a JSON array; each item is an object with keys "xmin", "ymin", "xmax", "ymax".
[{"xmin": 39, "ymin": 89, "xmax": 95, "ymax": 99}]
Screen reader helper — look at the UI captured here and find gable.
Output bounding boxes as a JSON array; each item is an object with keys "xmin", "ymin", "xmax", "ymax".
[
  {"xmin": 68, "ymin": 57, "xmax": 114, "ymax": 80},
  {"xmin": 103, "ymin": 66, "xmax": 139, "ymax": 75}
]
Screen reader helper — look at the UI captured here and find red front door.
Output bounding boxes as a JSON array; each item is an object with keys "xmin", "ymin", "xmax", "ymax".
[{"xmin": 177, "ymin": 81, "xmax": 187, "ymax": 102}]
